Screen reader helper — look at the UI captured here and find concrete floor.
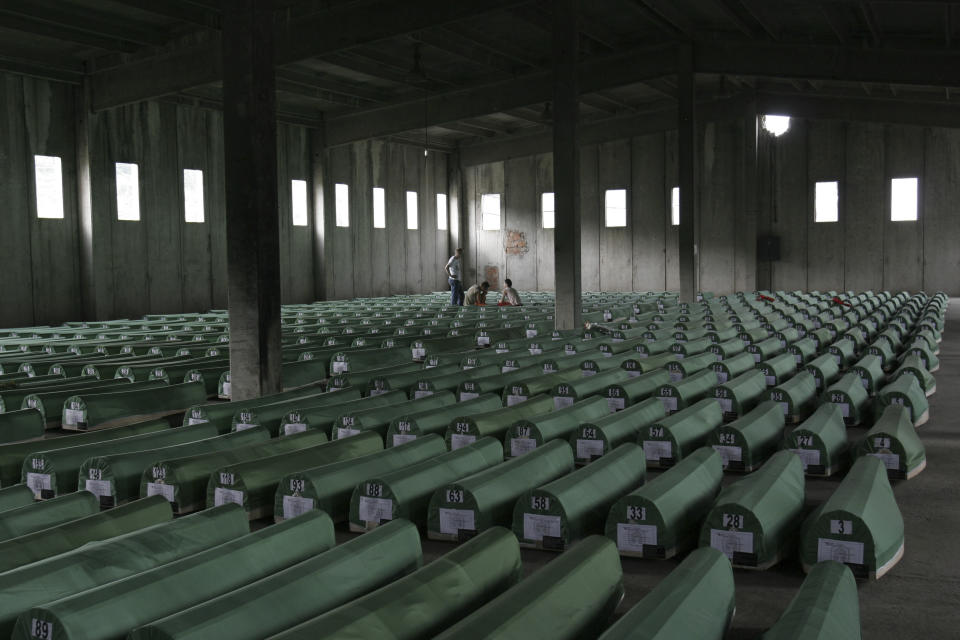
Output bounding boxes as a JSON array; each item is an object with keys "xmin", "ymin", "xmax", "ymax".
[{"xmin": 404, "ymin": 299, "xmax": 958, "ymax": 638}]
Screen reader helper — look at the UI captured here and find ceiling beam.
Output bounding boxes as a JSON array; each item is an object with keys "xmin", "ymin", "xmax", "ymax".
[
  {"xmin": 90, "ymin": 0, "xmax": 528, "ymax": 111},
  {"xmin": 757, "ymin": 90, "xmax": 960, "ymax": 129},
  {"xmin": 410, "ymin": 29, "xmax": 525, "ymax": 74},
  {"xmin": 858, "ymin": 1, "xmax": 882, "ymax": 47},
  {"xmin": 100, "ymin": 0, "xmax": 221, "ymax": 29},
  {"xmin": 276, "ymin": 68, "xmax": 393, "ymax": 102},
  {"xmin": 324, "ymin": 43, "xmax": 678, "ymax": 146},
  {"xmin": 0, "ymin": 0, "xmax": 169, "ymax": 47},
  {"xmin": 624, "ymin": 0, "xmax": 697, "ymax": 39}
]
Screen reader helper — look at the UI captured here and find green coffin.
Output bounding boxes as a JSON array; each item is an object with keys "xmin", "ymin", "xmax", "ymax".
[
  {"xmin": 0, "ymin": 491, "xmax": 98, "ymax": 542},
  {"xmin": 670, "ymin": 336, "xmax": 713, "ymax": 358},
  {"xmin": 712, "ymin": 370, "xmax": 767, "ymax": 422},
  {"xmin": 605, "ymin": 446, "xmax": 722, "ymax": 559},
  {"xmin": 711, "ymin": 351, "xmax": 755, "ymax": 384},
  {"xmin": 428, "ymin": 439, "xmax": 574, "ymax": 541},
  {"xmin": 747, "ymin": 337, "xmax": 786, "ymax": 364},
  {"xmin": 698, "ymin": 450, "xmax": 804, "ymax": 570},
  {"xmin": 875, "ymin": 375, "xmax": 929, "ymax": 427},
  {"xmin": 410, "ymin": 364, "xmax": 500, "ymax": 398},
  {"xmin": 640, "ymin": 398, "xmax": 723, "ymax": 469},
  {"xmin": 823, "ymin": 372, "xmax": 871, "ymax": 426},
  {"xmin": 781, "ymin": 403, "xmax": 847, "ymax": 477},
  {"xmin": 61, "ymin": 381, "xmax": 207, "ymax": 431},
  {"xmin": 500, "ymin": 368, "xmax": 585, "ymax": 406},
  {"xmin": 366, "ymin": 363, "xmax": 459, "ymax": 396},
  {"xmin": 635, "ymin": 338, "xmax": 674, "ymax": 358},
  {"xmin": 0, "ymin": 409, "xmax": 45, "ymax": 444},
  {"xmin": 504, "ymin": 397, "xmax": 609, "ymax": 457},
  {"xmin": 78, "ymin": 427, "xmax": 269, "ymax": 508},
  {"xmin": 906, "ymin": 342, "xmax": 939, "ymax": 372},
  {"xmin": 274, "ymin": 435, "xmax": 447, "ymax": 522},
  {"xmin": 384, "ymin": 394, "xmax": 503, "ymax": 447},
  {"xmin": 456, "ymin": 366, "xmax": 544, "ymax": 402},
  {"xmin": 445, "ymin": 395, "xmax": 555, "ymax": 450},
  {"xmin": 756, "ymin": 353, "xmax": 798, "ymax": 387},
  {"xmin": 854, "ymin": 405, "xmax": 925, "ymax": 480},
  {"xmin": 804, "ymin": 353, "xmax": 840, "ymax": 392},
  {"xmin": 0, "ymin": 495, "xmax": 172, "ymax": 573},
  {"xmin": 330, "ymin": 392, "xmax": 456, "ymax": 440},
  {"xmin": 708, "ymin": 338, "xmax": 747, "ymax": 360},
  {"xmin": 267, "ymin": 526, "xmax": 521, "ymax": 640},
  {"xmin": 891, "ymin": 354, "xmax": 936, "ymax": 397},
  {"xmin": 769, "ymin": 371, "xmax": 818, "ymax": 424},
  {"xmin": 800, "ymin": 456, "xmax": 904, "ymax": 580},
  {"xmin": 235, "ymin": 388, "xmax": 384, "ymax": 437},
  {"xmin": 603, "ymin": 369, "xmax": 670, "ymax": 413},
  {"xmin": 548, "ymin": 369, "xmax": 632, "ymax": 410},
  {"xmin": 23, "ymin": 423, "xmax": 218, "ymax": 498},
  {"xmin": 573, "ymin": 397, "xmax": 666, "ymax": 465},
  {"xmin": 207, "ymin": 431, "xmax": 382, "ymax": 519},
  {"xmin": 512, "ymin": 443, "xmax": 645, "ymax": 551},
  {"xmin": 180, "ymin": 382, "xmax": 332, "ymax": 430},
  {"xmin": 348, "ymin": 437, "xmax": 502, "ymax": 532},
  {"xmin": 620, "ymin": 353, "xmax": 677, "ymax": 378},
  {"xmin": 433, "ymin": 536, "xmax": 622, "ymax": 640},
  {"xmin": 708, "ymin": 401, "xmax": 786, "ymax": 472},
  {"xmin": 828, "ymin": 339, "xmax": 857, "ymax": 369},
  {"xmin": 865, "ymin": 339, "xmax": 897, "ymax": 371},
  {"xmin": 0, "ymin": 483, "xmax": 33, "ymax": 513},
  {"xmin": 655, "ymin": 369, "xmax": 717, "ymax": 415},
  {"xmin": 2, "ymin": 377, "xmax": 142, "ymax": 416},
  {"xmin": 14, "ymin": 510, "xmax": 336, "ymax": 640},
  {"xmin": 851, "ymin": 354, "xmax": 886, "ymax": 396},
  {"xmin": 597, "ymin": 547, "xmax": 734, "ymax": 640},
  {"xmin": 762, "ymin": 561, "xmax": 860, "ymax": 639},
  {"xmin": 787, "ymin": 337, "xmax": 818, "ymax": 366},
  {"xmin": 128, "ymin": 519, "xmax": 422, "ymax": 640},
  {"xmin": 0, "ymin": 505, "xmax": 248, "ymax": 639},
  {"xmin": 141, "ymin": 429, "xmax": 330, "ymax": 515}
]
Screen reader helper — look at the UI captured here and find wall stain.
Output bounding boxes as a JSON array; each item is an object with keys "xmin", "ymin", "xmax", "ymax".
[{"xmin": 504, "ymin": 229, "xmax": 529, "ymax": 256}]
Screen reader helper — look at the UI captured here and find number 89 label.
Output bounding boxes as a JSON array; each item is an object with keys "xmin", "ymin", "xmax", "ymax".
[{"xmin": 31, "ymin": 619, "xmax": 52, "ymax": 639}]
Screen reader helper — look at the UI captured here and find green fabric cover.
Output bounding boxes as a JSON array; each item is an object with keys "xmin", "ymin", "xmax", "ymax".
[
  {"xmin": 828, "ymin": 339, "xmax": 857, "ymax": 368},
  {"xmin": 410, "ymin": 364, "xmax": 500, "ymax": 397},
  {"xmin": 180, "ymin": 383, "xmax": 334, "ymax": 431},
  {"xmin": 14, "ymin": 510, "xmax": 336, "ymax": 640},
  {"xmin": 822, "ymin": 373, "xmax": 870, "ymax": 426},
  {"xmin": 805, "ymin": 353, "xmax": 841, "ymax": 391},
  {"xmin": 709, "ymin": 338, "xmax": 746, "ymax": 360},
  {"xmin": 699, "ymin": 450, "xmax": 804, "ymax": 569},
  {"xmin": 665, "ymin": 352, "xmax": 717, "ymax": 380},
  {"xmin": 0, "ymin": 409, "xmax": 45, "ymax": 444},
  {"xmin": 573, "ymin": 397, "xmax": 666, "ymax": 464},
  {"xmin": 504, "ymin": 397, "xmax": 609, "ymax": 456},
  {"xmin": 770, "ymin": 371, "xmax": 818, "ymax": 422},
  {"xmin": 712, "ymin": 370, "xmax": 767, "ymax": 420},
  {"xmin": 0, "ymin": 505, "xmax": 248, "ymax": 638},
  {"xmin": 267, "ymin": 526, "xmax": 522, "ymax": 640},
  {"xmin": 640, "ymin": 399, "xmax": 723, "ymax": 468},
  {"xmin": 708, "ymin": 401, "xmax": 786, "ymax": 472},
  {"xmin": 782, "ymin": 403, "xmax": 847, "ymax": 476},
  {"xmin": 78, "ymin": 427, "xmax": 269, "ymax": 506},
  {"xmin": 433, "ymin": 535, "xmax": 623, "ymax": 640},
  {"xmin": 891, "ymin": 354, "xmax": 936, "ymax": 396},
  {"xmin": 274, "ymin": 435, "xmax": 447, "ymax": 522},
  {"xmin": 762, "ymin": 561, "xmax": 861, "ymax": 639},
  {"xmin": 504, "ymin": 368, "xmax": 588, "ymax": 405},
  {"xmin": 605, "ymin": 447, "xmax": 722, "ymax": 558},
  {"xmin": 237, "ymin": 389, "xmax": 397, "ymax": 437},
  {"xmin": 140, "ymin": 429, "xmax": 330, "ymax": 515},
  {"xmin": 851, "ymin": 355, "xmax": 886, "ymax": 395},
  {"xmin": 800, "ymin": 456, "xmax": 904, "ymax": 579},
  {"xmin": 0, "ymin": 495, "xmax": 172, "ymax": 573},
  {"xmin": 713, "ymin": 352, "xmax": 755, "ymax": 384},
  {"xmin": 208, "ymin": 431, "xmax": 382, "ymax": 518},
  {"xmin": 331, "ymin": 392, "xmax": 456, "ymax": 440},
  {"xmin": 366, "ymin": 363, "xmax": 460, "ymax": 396},
  {"xmin": 603, "ymin": 369, "xmax": 670, "ymax": 412},
  {"xmin": 865, "ymin": 339, "xmax": 896, "ymax": 369},
  {"xmin": 788, "ymin": 337, "xmax": 818, "ymax": 365},
  {"xmin": 456, "ymin": 365, "xmax": 544, "ymax": 401},
  {"xmin": 23, "ymin": 423, "xmax": 219, "ymax": 497},
  {"xmin": 512, "ymin": 443, "xmax": 646, "ymax": 549},
  {"xmin": 0, "ymin": 483, "xmax": 33, "ymax": 513},
  {"xmin": 620, "ymin": 353, "xmax": 677, "ymax": 377},
  {"xmin": 61, "ymin": 381, "xmax": 207, "ymax": 429},
  {"xmin": 757, "ymin": 353, "xmax": 798, "ymax": 386},
  {"xmin": 0, "ymin": 491, "xmax": 98, "ymax": 542},
  {"xmin": 428, "ymin": 439, "xmax": 575, "ymax": 540},
  {"xmin": 671, "ymin": 337, "xmax": 713, "ymax": 358},
  {"xmin": 747, "ymin": 337, "xmax": 786, "ymax": 363},
  {"xmin": 6, "ymin": 378, "xmax": 146, "ymax": 417},
  {"xmin": 907, "ymin": 343, "xmax": 939, "ymax": 371},
  {"xmin": 655, "ymin": 369, "xmax": 717, "ymax": 413},
  {"xmin": 854, "ymin": 405, "xmax": 925, "ymax": 479},
  {"xmin": 384, "ymin": 394, "xmax": 503, "ymax": 446},
  {"xmin": 875, "ymin": 375, "xmax": 929, "ymax": 426},
  {"xmin": 444, "ymin": 395, "xmax": 555, "ymax": 450},
  {"xmin": 128, "ymin": 519, "xmax": 423, "ymax": 640},
  {"xmin": 597, "ymin": 547, "xmax": 734, "ymax": 640},
  {"xmin": 349, "ymin": 437, "xmax": 502, "ymax": 531}
]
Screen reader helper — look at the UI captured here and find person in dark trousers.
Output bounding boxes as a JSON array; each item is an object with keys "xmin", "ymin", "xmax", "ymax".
[{"xmin": 445, "ymin": 248, "xmax": 464, "ymax": 306}]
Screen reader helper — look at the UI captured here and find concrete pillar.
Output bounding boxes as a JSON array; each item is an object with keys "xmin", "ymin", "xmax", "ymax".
[
  {"xmin": 222, "ymin": 0, "xmax": 282, "ymax": 400},
  {"xmin": 310, "ymin": 126, "xmax": 327, "ymax": 302},
  {"xmin": 678, "ymin": 46, "xmax": 698, "ymax": 303},
  {"xmin": 552, "ymin": 0, "xmax": 582, "ymax": 329}
]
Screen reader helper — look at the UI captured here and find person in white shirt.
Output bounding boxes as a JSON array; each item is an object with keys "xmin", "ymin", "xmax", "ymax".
[
  {"xmin": 445, "ymin": 248, "xmax": 464, "ymax": 306},
  {"xmin": 501, "ymin": 279, "xmax": 522, "ymax": 306}
]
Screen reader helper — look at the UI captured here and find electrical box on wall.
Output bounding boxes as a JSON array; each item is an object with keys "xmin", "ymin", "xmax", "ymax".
[{"xmin": 757, "ymin": 235, "xmax": 781, "ymax": 261}]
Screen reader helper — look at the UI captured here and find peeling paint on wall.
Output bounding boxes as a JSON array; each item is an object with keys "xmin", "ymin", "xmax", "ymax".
[
  {"xmin": 504, "ymin": 229, "xmax": 529, "ymax": 256},
  {"xmin": 483, "ymin": 265, "xmax": 500, "ymax": 290}
]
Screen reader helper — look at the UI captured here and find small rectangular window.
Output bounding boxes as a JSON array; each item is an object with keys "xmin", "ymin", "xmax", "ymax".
[
  {"xmin": 671, "ymin": 187, "xmax": 680, "ymax": 226},
  {"xmin": 335, "ymin": 183, "xmax": 349, "ymax": 227},
  {"xmin": 406, "ymin": 191, "xmax": 418, "ymax": 230},
  {"xmin": 481, "ymin": 193, "xmax": 501, "ymax": 230},
  {"xmin": 373, "ymin": 187, "xmax": 386, "ymax": 229},
  {"xmin": 890, "ymin": 177, "xmax": 918, "ymax": 221},
  {"xmin": 542, "ymin": 192, "xmax": 555, "ymax": 229},
  {"xmin": 814, "ymin": 181, "xmax": 838, "ymax": 223},
  {"xmin": 115, "ymin": 162, "xmax": 140, "ymax": 221},
  {"xmin": 183, "ymin": 169, "xmax": 204, "ymax": 223},
  {"xmin": 34, "ymin": 155, "xmax": 64, "ymax": 219},
  {"xmin": 605, "ymin": 189, "xmax": 627, "ymax": 227},
  {"xmin": 436, "ymin": 193, "xmax": 447, "ymax": 230},
  {"xmin": 291, "ymin": 180, "xmax": 308, "ymax": 226}
]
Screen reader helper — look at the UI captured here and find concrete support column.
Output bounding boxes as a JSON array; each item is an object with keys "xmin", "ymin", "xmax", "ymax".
[
  {"xmin": 552, "ymin": 0, "xmax": 582, "ymax": 330},
  {"xmin": 678, "ymin": 46, "xmax": 698, "ymax": 303},
  {"xmin": 222, "ymin": 0, "xmax": 282, "ymax": 400},
  {"xmin": 310, "ymin": 126, "xmax": 327, "ymax": 302}
]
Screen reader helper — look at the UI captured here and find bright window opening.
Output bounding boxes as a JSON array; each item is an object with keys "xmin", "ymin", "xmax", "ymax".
[
  {"xmin": 605, "ymin": 189, "xmax": 627, "ymax": 227},
  {"xmin": 542, "ymin": 192, "xmax": 555, "ymax": 229},
  {"xmin": 34, "ymin": 155, "xmax": 64, "ymax": 219},
  {"xmin": 891, "ymin": 177, "xmax": 918, "ymax": 221},
  {"xmin": 335, "ymin": 183, "xmax": 349, "ymax": 227},
  {"xmin": 671, "ymin": 187, "xmax": 680, "ymax": 226},
  {"xmin": 184, "ymin": 169, "xmax": 204, "ymax": 223},
  {"xmin": 814, "ymin": 181, "xmax": 838, "ymax": 223},
  {"xmin": 115, "ymin": 162, "xmax": 140, "ymax": 221},
  {"xmin": 291, "ymin": 180, "xmax": 308, "ymax": 226},
  {"xmin": 762, "ymin": 115, "xmax": 791, "ymax": 137},
  {"xmin": 436, "ymin": 193, "xmax": 447, "ymax": 230},
  {"xmin": 406, "ymin": 191, "xmax": 418, "ymax": 230},
  {"xmin": 481, "ymin": 193, "xmax": 501, "ymax": 230},
  {"xmin": 373, "ymin": 187, "xmax": 385, "ymax": 228}
]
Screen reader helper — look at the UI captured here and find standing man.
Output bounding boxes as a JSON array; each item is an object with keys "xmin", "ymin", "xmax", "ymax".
[{"xmin": 445, "ymin": 247, "xmax": 464, "ymax": 306}]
